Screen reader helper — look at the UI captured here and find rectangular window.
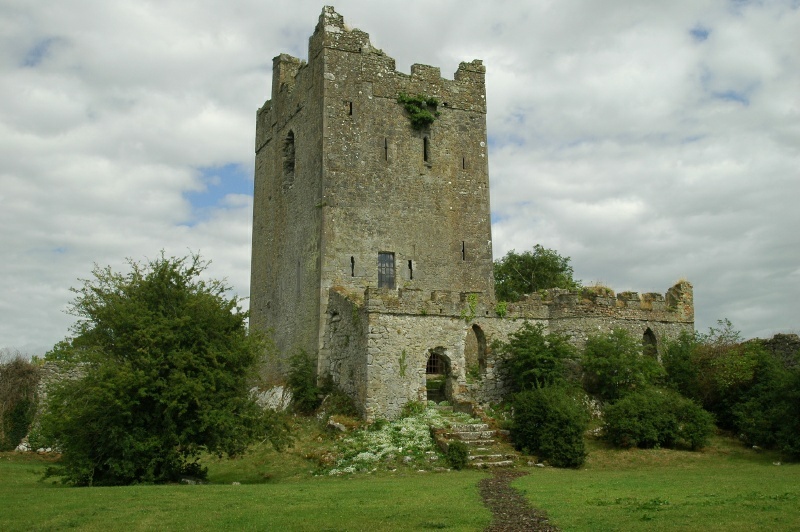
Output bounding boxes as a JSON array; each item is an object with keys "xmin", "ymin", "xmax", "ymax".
[{"xmin": 378, "ymin": 252, "xmax": 395, "ymax": 289}]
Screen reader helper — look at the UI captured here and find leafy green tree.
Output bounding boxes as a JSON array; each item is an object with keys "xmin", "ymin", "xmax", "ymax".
[
  {"xmin": 494, "ymin": 245, "xmax": 580, "ymax": 302},
  {"xmin": 581, "ymin": 329, "xmax": 664, "ymax": 402},
  {"xmin": 603, "ymin": 388, "xmax": 714, "ymax": 450},
  {"xmin": 39, "ymin": 253, "xmax": 289, "ymax": 486},
  {"xmin": 496, "ymin": 322, "xmax": 577, "ymax": 393},
  {"xmin": 663, "ymin": 320, "xmax": 764, "ymax": 430},
  {"xmin": 0, "ymin": 353, "xmax": 40, "ymax": 451},
  {"xmin": 511, "ymin": 386, "xmax": 588, "ymax": 468}
]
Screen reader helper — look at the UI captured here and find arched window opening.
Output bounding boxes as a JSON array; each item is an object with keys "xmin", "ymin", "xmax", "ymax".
[
  {"xmin": 643, "ymin": 328, "xmax": 658, "ymax": 358},
  {"xmin": 282, "ymin": 130, "xmax": 296, "ymax": 185},
  {"xmin": 465, "ymin": 324, "xmax": 487, "ymax": 375}
]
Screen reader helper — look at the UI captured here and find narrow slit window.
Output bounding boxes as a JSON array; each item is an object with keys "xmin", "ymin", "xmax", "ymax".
[
  {"xmin": 384, "ymin": 137, "xmax": 388, "ymax": 161},
  {"xmin": 462, "ymin": 157, "xmax": 466, "ymax": 170},
  {"xmin": 350, "ymin": 256, "xmax": 355, "ymax": 277},
  {"xmin": 378, "ymin": 252, "xmax": 395, "ymax": 289},
  {"xmin": 461, "ymin": 241, "xmax": 466, "ymax": 261},
  {"xmin": 408, "ymin": 260, "xmax": 413, "ymax": 280},
  {"xmin": 423, "ymin": 136, "xmax": 430, "ymax": 163},
  {"xmin": 282, "ymin": 130, "xmax": 296, "ymax": 185},
  {"xmin": 347, "ymin": 101, "xmax": 353, "ymax": 115}
]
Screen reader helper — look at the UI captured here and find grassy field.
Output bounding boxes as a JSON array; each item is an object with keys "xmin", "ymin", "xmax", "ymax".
[
  {"xmin": 515, "ymin": 436, "xmax": 800, "ymax": 531},
  {"xmin": 2, "ymin": 421, "xmax": 798, "ymax": 531}
]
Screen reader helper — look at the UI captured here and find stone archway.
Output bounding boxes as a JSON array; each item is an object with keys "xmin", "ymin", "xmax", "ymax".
[
  {"xmin": 643, "ymin": 327, "xmax": 658, "ymax": 359},
  {"xmin": 425, "ymin": 347, "xmax": 451, "ymax": 403},
  {"xmin": 465, "ymin": 324, "xmax": 487, "ymax": 374}
]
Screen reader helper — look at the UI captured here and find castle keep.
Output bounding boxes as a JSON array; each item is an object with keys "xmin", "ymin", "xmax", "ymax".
[{"xmin": 250, "ymin": 7, "xmax": 694, "ymax": 419}]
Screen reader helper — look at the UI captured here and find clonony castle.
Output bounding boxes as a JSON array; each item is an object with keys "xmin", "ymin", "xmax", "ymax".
[{"xmin": 249, "ymin": 7, "xmax": 694, "ymax": 420}]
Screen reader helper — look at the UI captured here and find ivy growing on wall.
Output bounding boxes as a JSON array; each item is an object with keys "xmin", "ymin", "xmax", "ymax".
[{"xmin": 397, "ymin": 92, "xmax": 440, "ymax": 130}]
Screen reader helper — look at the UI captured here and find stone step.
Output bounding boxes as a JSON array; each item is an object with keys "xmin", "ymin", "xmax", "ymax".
[
  {"xmin": 449, "ymin": 423, "xmax": 490, "ymax": 432},
  {"xmin": 469, "ymin": 459, "xmax": 515, "ymax": 468},
  {"xmin": 448, "ymin": 430, "xmax": 496, "ymax": 441},
  {"xmin": 468, "ymin": 454, "xmax": 504, "ymax": 461}
]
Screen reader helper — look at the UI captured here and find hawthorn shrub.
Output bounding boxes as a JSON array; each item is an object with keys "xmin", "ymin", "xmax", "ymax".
[
  {"xmin": 511, "ymin": 386, "xmax": 588, "ymax": 468},
  {"xmin": 604, "ymin": 388, "xmax": 714, "ymax": 450},
  {"xmin": 582, "ymin": 329, "xmax": 664, "ymax": 402},
  {"xmin": 496, "ymin": 322, "xmax": 577, "ymax": 393},
  {"xmin": 0, "ymin": 354, "xmax": 40, "ymax": 451},
  {"xmin": 39, "ymin": 253, "xmax": 290, "ymax": 486}
]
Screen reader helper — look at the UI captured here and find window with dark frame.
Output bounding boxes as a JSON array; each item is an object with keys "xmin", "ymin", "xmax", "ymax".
[
  {"xmin": 378, "ymin": 252, "xmax": 395, "ymax": 289},
  {"xmin": 426, "ymin": 352, "xmax": 445, "ymax": 374}
]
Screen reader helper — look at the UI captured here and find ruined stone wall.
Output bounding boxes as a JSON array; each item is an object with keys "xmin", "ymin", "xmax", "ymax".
[
  {"xmin": 753, "ymin": 333, "xmax": 800, "ymax": 369},
  {"xmin": 322, "ymin": 289, "xmax": 369, "ymax": 415},
  {"xmin": 332, "ymin": 282, "xmax": 694, "ymax": 419}
]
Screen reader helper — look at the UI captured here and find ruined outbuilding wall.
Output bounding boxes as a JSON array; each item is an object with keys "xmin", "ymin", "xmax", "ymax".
[{"xmin": 339, "ymin": 281, "xmax": 693, "ymax": 420}]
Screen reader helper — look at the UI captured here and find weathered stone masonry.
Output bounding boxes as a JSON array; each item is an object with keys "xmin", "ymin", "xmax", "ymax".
[{"xmin": 250, "ymin": 7, "xmax": 695, "ymax": 419}]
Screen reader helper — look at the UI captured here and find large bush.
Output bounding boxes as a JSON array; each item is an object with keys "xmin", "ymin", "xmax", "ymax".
[
  {"xmin": 604, "ymin": 388, "xmax": 714, "ymax": 450},
  {"xmin": 494, "ymin": 245, "xmax": 580, "ymax": 302},
  {"xmin": 0, "ymin": 353, "xmax": 40, "ymax": 451},
  {"xmin": 511, "ymin": 386, "xmax": 588, "ymax": 468},
  {"xmin": 497, "ymin": 322, "xmax": 577, "ymax": 393},
  {"xmin": 582, "ymin": 329, "xmax": 664, "ymax": 402},
  {"xmin": 39, "ymin": 253, "xmax": 290, "ymax": 486}
]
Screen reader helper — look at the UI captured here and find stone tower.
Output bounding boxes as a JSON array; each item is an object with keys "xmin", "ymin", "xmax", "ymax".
[{"xmin": 250, "ymin": 7, "xmax": 494, "ymax": 378}]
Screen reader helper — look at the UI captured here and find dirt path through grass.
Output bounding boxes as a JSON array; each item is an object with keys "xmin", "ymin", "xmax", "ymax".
[{"xmin": 479, "ymin": 470, "xmax": 559, "ymax": 531}]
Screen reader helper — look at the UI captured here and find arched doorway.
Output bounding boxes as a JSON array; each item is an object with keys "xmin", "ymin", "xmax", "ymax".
[
  {"xmin": 425, "ymin": 348, "xmax": 450, "ymax": 403},
  {"xmin": 643, "ymin": 328, "xmax": 658, "ymax": 359},
  {"xmin": 464, "ymin": 324, "xmax": 487, "ymax": 375}
]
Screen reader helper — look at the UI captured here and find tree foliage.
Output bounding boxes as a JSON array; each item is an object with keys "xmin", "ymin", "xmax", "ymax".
[
  {"xmin": 603, "ymin": 388, "xmax": 714, "ymax": 450},
  {"xmin": 0, "ymin": 353, "xmax": 40, "ymax": 451},
  {"xmin": 494, "ymin": 245, "xmax": 580, "ymax": 302},
  {"xmin": 511, "ymin": 386, "xmax": 588, "ymax": 468},
  {"xmin": 581, "ymin": 329, "xmax": 664, "ymax": 402},
  {"xmin": 496, "ymin": 322, "xmax": 577, "ymax": 393},
  {"xmin": 39, "ymin": 253, "xmax": 289, "ymax": 486}
]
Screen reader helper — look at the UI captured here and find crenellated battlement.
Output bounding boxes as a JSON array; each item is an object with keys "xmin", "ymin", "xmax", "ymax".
[{"xmin": 359, "ymin": 280, "xmax": 693, "ymax": 323}]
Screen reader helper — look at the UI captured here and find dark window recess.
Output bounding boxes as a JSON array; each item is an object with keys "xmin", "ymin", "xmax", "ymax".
[
  {"xmin": 461, "ymin": 241, "xmax": 466, "ymax": 261},
  {"xmin": 408, "ymin": 260, "xmax": 413, "ymax": 280},
  {"xmin": 378, "ymin": 252, "xmax": 395, "ymax": 289},
  {"xmin": 283, "ymin": 130, "xmax": 295, "ymax": 184},
  {"xmin": 423, "ymin": 136, "xmax": 430, "ymax": 163},
  {"xmin": 384, "ymin": 137, "xmax": 388, "ymax": 161},
  {"xmin": 462, "ymin": 157, "xmax": 466, "ymax": 170},
  {"xmin": 426, "ymin": 352, "xmax": 446, "ymax": 374},
  {"xmin": 346, "ymin": 101, "xmax": 353, "ymax": 115},
  {"xmin": 350, "ymin": 256, "xmax": 355, "ymax": 277}
]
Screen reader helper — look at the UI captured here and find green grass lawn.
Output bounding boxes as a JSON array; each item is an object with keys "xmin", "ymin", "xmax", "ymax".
[
  {"xmin": 515, "ymin": 436, "xmax": 800, "ymax": 531},
  {"xmin": 2, "ymin": 428, "xmax": 798, "ymax": 531}
]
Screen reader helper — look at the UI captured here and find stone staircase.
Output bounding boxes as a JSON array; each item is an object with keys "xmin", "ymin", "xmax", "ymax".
[{"xmin": 431, "ymin": 409, "xmax": 518, "ymax": 468}]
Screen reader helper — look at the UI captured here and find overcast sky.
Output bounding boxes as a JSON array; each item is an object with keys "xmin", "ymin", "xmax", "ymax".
[{"xmin": 1, "ymin": 0, "xmax": 798, "ymax": 355}]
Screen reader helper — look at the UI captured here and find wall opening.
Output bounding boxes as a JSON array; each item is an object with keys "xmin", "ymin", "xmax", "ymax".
[
  {"xmin": 465, "ymin": 324, "xmax": 487, "ymax": 375},
  {"xmin": 408, "ymin": 259, "xmax": 413, "ymax": 280},
  {"xmin": 425, "ymin": 348, "xmax": 450, "ymax": 403},
  {"xmin": 384, "ymin": 137, "xmax": 388, "ymax": 161},
  {"xmin": 282, "ymin": 130, "xmax": 296, "ymax": 185},
  {"xmin": 461, "ymin": 241, "xmax": 466, "ymax": 261},
  {"xmin": 643, "ymin": 328, "xmax": 658, "ymax": 358},
  {"xmin": 346, "ymin": 101, "xmax": 353, "ymax": 115},
  {"xmin": 462, "ymin": 156, "xmax": 466, "ymax": 170},
  {"xmin": 423, "ymin": 136, "xmax": 430, "ymax": 163},
  {"xmin": 378, "ymin": 252, "xmax": 395, "ymax": 289},
  {"xmin": 350, "ymin": 256, "xmax": 355, "ymax": 277}
]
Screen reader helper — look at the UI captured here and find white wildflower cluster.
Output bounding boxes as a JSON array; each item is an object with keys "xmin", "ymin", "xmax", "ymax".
[{"xmin": 327, "ymin": 408, "xmax": 458, "ymax": 476}]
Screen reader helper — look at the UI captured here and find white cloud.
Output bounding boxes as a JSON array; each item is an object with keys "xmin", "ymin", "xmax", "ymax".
[{"xmin": 1, "ymin": 0, "xmax": 798, "ymax": 355}]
